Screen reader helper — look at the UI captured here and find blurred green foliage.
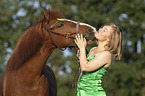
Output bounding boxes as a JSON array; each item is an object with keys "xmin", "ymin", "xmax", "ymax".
[{"xmin": 0, "ymin": 0, "xmax": 145, "ymax": 96}]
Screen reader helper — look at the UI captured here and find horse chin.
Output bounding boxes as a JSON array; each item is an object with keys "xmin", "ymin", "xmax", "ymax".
[
  {"xmin": 67, "ymin": 44, "xmax": 76, "ymax": 49},
  {"xmin": 68, "ymin": 46, "xmax": 74, "ymax": 49},
  {"xmin": 87, "ymin": 40, "xmax": 94, "ymax": 44},
  {"xmin": 85, "ymin": 36, "xmax": 96, "ymax": 44}
]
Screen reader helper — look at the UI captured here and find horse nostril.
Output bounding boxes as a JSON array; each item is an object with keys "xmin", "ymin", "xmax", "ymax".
[{"xmin": 87, "ymin": 28, "xmax": 94, "ymax": 34}]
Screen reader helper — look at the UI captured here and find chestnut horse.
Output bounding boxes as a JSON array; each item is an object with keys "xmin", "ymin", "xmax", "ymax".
[{"xmin": 0, "ymin": 10, "xmax": 96, "ymax": 96}]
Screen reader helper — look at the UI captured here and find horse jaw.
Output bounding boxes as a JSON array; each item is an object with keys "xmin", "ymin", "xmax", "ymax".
[{"xmin": 87, "ymin": 40, "xmax": 94, "ymax": 44}]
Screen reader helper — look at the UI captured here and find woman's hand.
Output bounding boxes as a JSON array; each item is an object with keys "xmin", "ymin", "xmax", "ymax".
[
  {"xmin": 74, "ymin": 34, "xmax": 87, "ymax": 49},
  {"xmin": 76, "ymin": 49, "xmax": 80, "ymax": 60}
]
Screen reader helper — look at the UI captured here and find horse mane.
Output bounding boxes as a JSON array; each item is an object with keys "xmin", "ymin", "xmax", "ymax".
[{"xmin": 6, "ymin": 10, "xmax": 63, "ymax": 71}]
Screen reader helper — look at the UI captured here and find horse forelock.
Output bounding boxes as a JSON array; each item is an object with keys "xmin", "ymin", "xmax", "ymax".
[
  {"xmin": 57, "ymin": 18, "xmax": 96, "ymax": 31},
  {"xmin": 6, "ymin": 23, "xmax": 43, "ymax": 71}
]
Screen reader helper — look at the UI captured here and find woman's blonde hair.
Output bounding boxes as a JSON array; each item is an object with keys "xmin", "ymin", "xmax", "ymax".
[{"xmin": 103, "ymin": 23, "xmax": 122, "ymax": 60}]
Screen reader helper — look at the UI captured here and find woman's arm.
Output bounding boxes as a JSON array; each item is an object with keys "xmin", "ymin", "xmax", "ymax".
[
  {"xmin": 75, "ymin": 34, "xmax": 111, "ymax": 72},
  {"xmin": 76, "ymin": 48, "xmax": 89, "ymax": 60},
  {"xmin": 80, "ymin": 50, "xmax": 111, "ymax": 71}
]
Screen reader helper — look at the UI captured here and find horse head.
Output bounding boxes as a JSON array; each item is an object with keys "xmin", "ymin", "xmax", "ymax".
[{"xmin": 42, "ymin": 10, "xmax": 96, "ymax": 49}]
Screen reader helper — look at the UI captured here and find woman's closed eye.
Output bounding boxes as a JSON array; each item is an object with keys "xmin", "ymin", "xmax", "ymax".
[
  {"xmin": 103, "ymin": 28, "xmax": 108, "ymax": 32},
  {"xmin": 103, "ymin": 29, "xmax": 107, "ymax": 32}
]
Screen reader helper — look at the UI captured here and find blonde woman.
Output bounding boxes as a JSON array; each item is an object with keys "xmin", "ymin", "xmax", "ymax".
[{"xmin": 74, "ymin": 24, "xmax": 122, "ymax": 96}]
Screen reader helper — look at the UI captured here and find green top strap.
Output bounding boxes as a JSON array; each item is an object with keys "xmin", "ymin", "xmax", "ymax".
[
  {"xmin": 88, "ymin": 47, "xmax": 112, "ymax": 58},
  {"xmin": 88, "ymin": 47, "xmax": 97, "ymax": 56},
  {"xmin": 94, "ymin": 50, "xmax": 105, "ymax": 55},
  {"xmin": 90, "ymin": 47, "xmax": 97, "ymax": 53},
  {"xmin": 87, "ymin": 50, "xmax": 105, "ymax": 58}
]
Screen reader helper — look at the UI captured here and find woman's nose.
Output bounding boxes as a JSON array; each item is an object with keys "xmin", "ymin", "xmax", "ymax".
[{"xmin": 98, "ymin": 28, "xmax": 102, "ymax": 33}]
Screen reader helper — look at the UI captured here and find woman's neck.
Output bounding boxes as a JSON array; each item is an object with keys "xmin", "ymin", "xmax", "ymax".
[{"xmin": 97, "ymin": 41, "xmax": 108, "ymax": 51}]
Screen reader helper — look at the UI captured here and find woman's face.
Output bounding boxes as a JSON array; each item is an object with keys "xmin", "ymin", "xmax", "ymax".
[{"xmin": 94, "ymin": 26, "xmax": 112, "ymax": 41}]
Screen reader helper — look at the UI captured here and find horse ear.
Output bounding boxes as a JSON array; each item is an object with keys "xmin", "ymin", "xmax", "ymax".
[{"xmin": 44, "ymin": 10, "xmax": 49, "ymax": 21}]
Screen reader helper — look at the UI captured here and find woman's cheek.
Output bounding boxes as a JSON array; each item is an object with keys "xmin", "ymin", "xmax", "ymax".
[
  {"xmin": 95, "ymin": 33, "xmax": 98, "ymax": 38},
  {"xmin": 95, "ymin": 34, "xmax": 99, "ymax": 40}
]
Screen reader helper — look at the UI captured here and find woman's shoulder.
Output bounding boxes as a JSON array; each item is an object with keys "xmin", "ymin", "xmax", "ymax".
[{"xmin": 98, "ymin": 51, "xmax": 112, "ymax": 58}]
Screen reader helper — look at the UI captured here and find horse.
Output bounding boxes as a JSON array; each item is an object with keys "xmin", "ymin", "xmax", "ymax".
[{"xmin": 0, "ymin": 10, "xmax": 96, "ymax": 96}]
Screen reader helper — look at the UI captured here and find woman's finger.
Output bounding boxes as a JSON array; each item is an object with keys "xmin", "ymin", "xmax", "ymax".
[
  {"xmin": 77, "ymin": 34, "xmax": 80, "ymax": 40},
  {"xmin": 83, "ymin": 37, "xmax": 86, "ymax": 43},
  {"xmin": 80, "ymin": 34, "xmax": 83, "ymax": 41},
  {"xmin": 75, "ymin": 35, "xmax": 79, "ymax": 42},
  {"xmin": 74, "ymin": 39, "xmax": 78, "ymax": 45}
]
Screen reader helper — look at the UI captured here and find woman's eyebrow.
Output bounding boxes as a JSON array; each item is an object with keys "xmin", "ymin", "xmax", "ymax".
[{"xmin": 104, "ymin": 28, "xmax": 108, "ymax": 31}]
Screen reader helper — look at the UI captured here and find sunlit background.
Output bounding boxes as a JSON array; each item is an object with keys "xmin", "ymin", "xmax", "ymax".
[{"xmin": 0, "ymin": 0, "xmax": 145, "ymax": 96}]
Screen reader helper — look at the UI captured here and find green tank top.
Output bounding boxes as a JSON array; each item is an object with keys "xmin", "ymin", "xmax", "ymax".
[{"xmin": 76, "ymin": 50, "xmax": 108, "ymax": 96}]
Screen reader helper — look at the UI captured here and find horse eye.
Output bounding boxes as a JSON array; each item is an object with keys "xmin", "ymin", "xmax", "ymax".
[{"xmin": 58, "ymin": 24, "xmax": 64, "ymax": 28}]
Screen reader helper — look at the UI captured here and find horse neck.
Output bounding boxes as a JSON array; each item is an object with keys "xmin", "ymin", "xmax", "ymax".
[
  {"xmin": 21, "ymin": 42, "xmax": 56, "ymax": 77},
  {"xmin": 6, "ymin": 23, "xmax": 55, "ymax": 72}
]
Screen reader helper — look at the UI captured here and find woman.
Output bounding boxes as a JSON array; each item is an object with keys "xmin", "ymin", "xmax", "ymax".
[{"xmin": 74, "ymin": 23, "xmax": 122, "ymax": 96}]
